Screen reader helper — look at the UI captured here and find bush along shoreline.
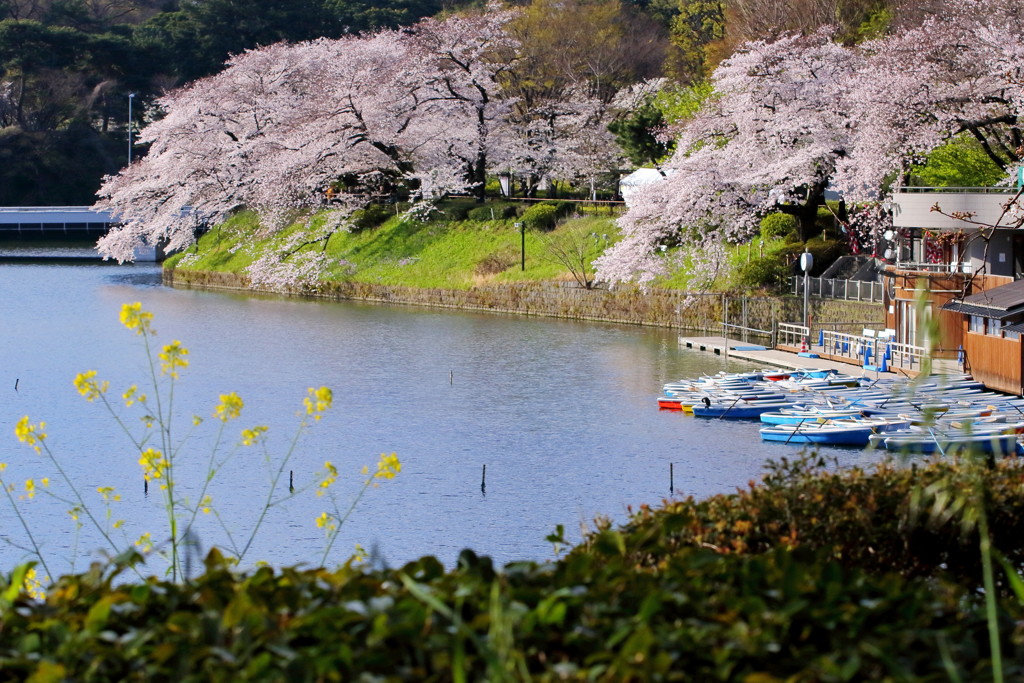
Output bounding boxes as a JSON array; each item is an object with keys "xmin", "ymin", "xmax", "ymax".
[{"xmin": 2, "ymin": 453, "xmax": 1022, "ymax": 680}]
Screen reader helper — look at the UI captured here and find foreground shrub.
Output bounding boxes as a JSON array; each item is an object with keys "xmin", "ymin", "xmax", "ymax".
[
  {"xmin": 4, "ymin": 448, "xmax": 1024, "ymax": 679},
  {"xmin": 0, "ymin": 543, "xmax": 1013, "ymax": 681},
  {"xmin": 592, "ymin": 454, "xmax": 1024, "ymax": 591}
]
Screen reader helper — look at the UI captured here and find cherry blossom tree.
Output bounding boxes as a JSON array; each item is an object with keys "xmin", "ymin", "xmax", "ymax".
[
  {"xmin": 596, "ymin": 0, "xmax": 1024, "ymax": 288},
  {"xmin": 95, "ymin": 5, "xmax": 524, "ymax": 271},
  {"xmin": 595, "ymin": 31, "xmax": 860, "ymax": 287}
]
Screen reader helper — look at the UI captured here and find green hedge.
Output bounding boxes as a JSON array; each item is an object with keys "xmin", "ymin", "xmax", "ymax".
[
  {"xmin": 0, "ymin": 545, "xmax": 1009, "ymax": 680},
  {"xmin": 2, "ymin": 456, "xmax": 1022, "ymax": 679},
  {"xmin": 591, "ymin": 454, "xmax": 1024, "ymax": 589},
  {"xmin": 759, "ymin": 212, "xmax": 799, "ymax": 240}
]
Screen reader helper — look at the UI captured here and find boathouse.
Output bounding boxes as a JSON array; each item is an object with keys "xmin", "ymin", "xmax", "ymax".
[
  {"xmin": 883, "ymin": 187, "xmax": 1021, "ymax": 359},
  {"xmin": 940, "ymin": 278, "xmax": 1024, "ymax": 394}
]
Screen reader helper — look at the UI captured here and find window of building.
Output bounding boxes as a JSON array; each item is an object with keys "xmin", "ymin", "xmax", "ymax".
[{"xmin": 970, "ymin": 315, "xmax": 986, "ymax": 333}]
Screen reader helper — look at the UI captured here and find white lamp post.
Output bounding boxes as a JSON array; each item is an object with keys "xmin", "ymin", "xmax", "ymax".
[{"xmin": 800, "ymin": 250, "xmax": 814, "ymax": 331}]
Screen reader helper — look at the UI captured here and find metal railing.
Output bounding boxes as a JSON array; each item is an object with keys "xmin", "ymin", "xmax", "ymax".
[
  {"xmin": 896, "ymin": 186, "xmax": 1018, "ymax": 194},
  {"xmin": 721, "ymin": 321, "xmax": 774, "ymax": 346},
  {"xmin": 890, "ymin": 261, "xmax": 972, "ymax": 274},
  {"xmin": 818, "ymin": 330, "xmax": 927, "ymax": 370},
  {"xmin": 777, "ymin": 323, "xmax": 809, "ymax": 349},
  {"xmin": 792, "ymin": 276, "xmax": 884, "ymax": 302}
]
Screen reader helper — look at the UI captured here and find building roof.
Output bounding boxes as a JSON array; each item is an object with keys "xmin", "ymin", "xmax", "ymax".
[{"xmin": 941, "ymin": 278, "xmax": 1024, "ymax": 319}]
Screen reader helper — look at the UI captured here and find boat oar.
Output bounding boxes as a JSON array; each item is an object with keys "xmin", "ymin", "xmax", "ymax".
[
  {"xmin": 784, "ymin": 417, "xmax": 809, "ymax": 445},
  {"xmin": 927, "ymin": 427, "xmax": 946, "ymax": 458},
  {"xmin": 718, "ymin": 395, "xmax": 743, "ymax": 420},
  {"xmin": 783, "ymin": 417, "xmax": 826, "ymax": 445}
]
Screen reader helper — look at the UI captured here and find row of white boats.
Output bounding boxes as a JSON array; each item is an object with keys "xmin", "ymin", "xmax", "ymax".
[{"xmin": 659, "ymin": 368, "xmax": 1024, "ymax": 455}]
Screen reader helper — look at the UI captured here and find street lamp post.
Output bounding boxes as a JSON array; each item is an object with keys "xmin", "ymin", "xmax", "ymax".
[
  {"xmin": 515, "ymin": 222, "xmax": 524, "ymax": 270},
  {"xmin": 800, "ymin": 250, "xmax": 814, "ymax": 331},
  {"xmin": 128, "ymin": 93, "xmax": 136, "ymax": 165}
]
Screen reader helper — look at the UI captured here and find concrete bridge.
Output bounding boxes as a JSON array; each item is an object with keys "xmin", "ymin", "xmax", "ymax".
[
  {"xmin": 0, "ymin": 206, "xmax": 161, "ymax": 261},
  {"xmin": 0, "ymin": 206, "xmax": 116, "ymax": 237}
]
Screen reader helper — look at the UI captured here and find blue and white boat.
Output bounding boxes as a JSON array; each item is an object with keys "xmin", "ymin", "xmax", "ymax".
[{"xmin": 759, "ymin": 422, "xmax": 877, "ymax": 446}]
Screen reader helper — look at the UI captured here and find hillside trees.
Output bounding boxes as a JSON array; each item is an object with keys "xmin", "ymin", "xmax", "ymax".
[{"xmin": 595, "ymin": 0, "xmax": 1024, "ymax": 288}]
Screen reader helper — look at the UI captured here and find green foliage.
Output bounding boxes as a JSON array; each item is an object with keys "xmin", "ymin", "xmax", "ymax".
[
  {"xmin": 912, "ymin": 133, "xmax": 1007, "ymax": 188},
  {"xmin": 804, "ymin": 235, "xmax": 847, "ymax": 273},
  {"xmin": 597, "ymin": 453, "xmax": 1024, "ymax": 590},
  {"xmin": 350, "ymin": 202, "xmax": 393, "ymax": 231},
  {"xmin": 667, "ymin": 0, "xmax": 725, "ymax": 81},
  {"xmin": 464, "ymin": 202, "xmax": 519, "ymax": 222},
  {"xmin": 608, "ymin": 100, "xmax": 672, "ymax": 166},
  {"xmin": 735, "ymin": 255, "xmax": 791, "ymax": 290},
  {"xmin": 651, "ymin": 80, "xmax": 713, "ymax": 127},
  {"xmin": 759, "ymin": 212, "xmax": 799, "ymax": 240},
  {"xmin": 467, "ymin": 205, "xmax": 498, "ymax": 221},
  {"xmin": 0, "ymin": 125, "xmax": 123, "ymax": 204},
  {"xmin": 520, "ymin": 203, "xmax": 559, "ymax": 231},
  {"xmin": 0, "ymin": 456, "xmax": 1020, "ymax": 679},
  {"xmin": 815, "ymin": 205, "xmax": 843, "ymax": 240},
  {"xmin": 850, "ymin": 6, "xmax": 893, "ymax": 42}
]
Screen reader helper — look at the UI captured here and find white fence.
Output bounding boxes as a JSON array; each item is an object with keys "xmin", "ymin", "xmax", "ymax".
[
  {"xmin": 818, "ymin": 330, "xmax": 928, "ymax": 371},
  {"xmin": 777, "ymin": 323, "xmax": 809, "ymax": 349},
  {"xmin": 792, "ymin": 276, "xmax": 884, "ymax": 302}
]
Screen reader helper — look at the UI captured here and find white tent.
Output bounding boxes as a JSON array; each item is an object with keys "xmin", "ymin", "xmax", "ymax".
[{"xmin": 618, "ymin": 168, "xmax": 669, "ymax": 205}]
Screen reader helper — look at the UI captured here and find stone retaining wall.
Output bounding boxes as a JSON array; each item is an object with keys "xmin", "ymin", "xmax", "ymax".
[{"xmin": 165, "ymin": 269, "xmax": 884, "ymax": 334}]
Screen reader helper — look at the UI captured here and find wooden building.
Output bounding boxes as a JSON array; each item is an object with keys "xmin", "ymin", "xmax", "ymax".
[
  {"xmin": 941, "ymin": 279, "xmax": 1024, "ymax": 395},
  {"xmin": 883, "ymin": 188, "xmax": 1020, "ymax": 361}
]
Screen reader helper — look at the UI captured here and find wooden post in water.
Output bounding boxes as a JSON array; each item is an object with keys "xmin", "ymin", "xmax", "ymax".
[
  {"xmin": 481, "ymin": 464, "xmax": 486, "ymax": 494},
  {"xmin": 450, "ymin": 370, "xmax": 453, "ymax": 385},
  {"xmin": 669, "ymin": 463, "xmax": 674, "ymax": 493},
  {"xmin": 289, "ymin": 470, "xmax": 294, "ymax": 493}
]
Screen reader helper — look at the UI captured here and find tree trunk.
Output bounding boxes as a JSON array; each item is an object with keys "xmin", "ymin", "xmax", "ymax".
[{"xmin": 778, "ymin": 180, "xmax": 827, "ymax": 242}]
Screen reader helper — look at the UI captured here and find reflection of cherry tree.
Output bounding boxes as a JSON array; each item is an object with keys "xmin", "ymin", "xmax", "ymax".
[{"xmin": 596, "ymin": 0, "xmax": 1024, "ymax": 289}]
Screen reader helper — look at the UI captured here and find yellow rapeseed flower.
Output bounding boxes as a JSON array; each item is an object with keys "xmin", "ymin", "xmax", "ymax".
[
  {"xmin": 303, "ymin": 386, "xmax": 333, "ymax": 421},
  {"xmin": 119, "ymin": 302, "xmax": 154, "ymax": 335},
  {"xmin": 135, "ymin": 532, "xmax": 153, "ymax": 552},
  {"xmin": 215, "ymin": 392, "xmax": 244, "ymax": 422},
  {"xmin": 241, "ymin": 425, "xmax": 268, "ymax": 446},
  {"xmin": 14, "ymin": 416, "xmax": 47, "ymax": 454},
  {"xmin": 22, "ymin": 567, "xmax": 47, "ymax": 600},
  {"xmin": 23, "ymin": 479, "xmax": 35, "ymax": 500},
  {"xmin": 97, "ymin": 486, "xmax": 119, "ymax": 502},
  {"xmin": 74, "ymin": 370, "xmax": 109, "ymax": 402},
  {"xmin": 159, "ymin": 340, "xmax": 189, "ymax": 378},
  {"xmin": 138, "ymin": 448, "xmax": 168, "ymax": 481},
  {"xmin": 374, "ymin": 453, "xmax": 401, "ymax": 480},
  {"xmin": 315, "ymin": 512, "xmax": 336, "ymax": 530},
  {"xmin": 317, "ymin": 461, "xmax": 338, "ymax": 496}
]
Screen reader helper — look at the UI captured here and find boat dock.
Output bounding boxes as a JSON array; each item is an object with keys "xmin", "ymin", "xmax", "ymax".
[{"xmin": 678, "ymin": 335, "xmax": 960, "ymax": 377}]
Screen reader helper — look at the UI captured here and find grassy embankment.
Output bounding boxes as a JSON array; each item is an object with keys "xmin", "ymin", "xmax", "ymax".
[{"xmin": 165, "ymin": 199, "xmax": 806, "ymax": 292}]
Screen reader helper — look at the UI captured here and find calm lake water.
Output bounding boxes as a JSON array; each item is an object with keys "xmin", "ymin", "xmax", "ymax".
[{"xmin": 0, "ymin": 242, "xmax": 879, "ymax": 577}]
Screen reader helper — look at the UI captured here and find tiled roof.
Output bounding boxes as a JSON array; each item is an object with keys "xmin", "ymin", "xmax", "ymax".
[{"xmin": 941, "ymin": 278, "xmax": 1024, "ymax": 319}]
